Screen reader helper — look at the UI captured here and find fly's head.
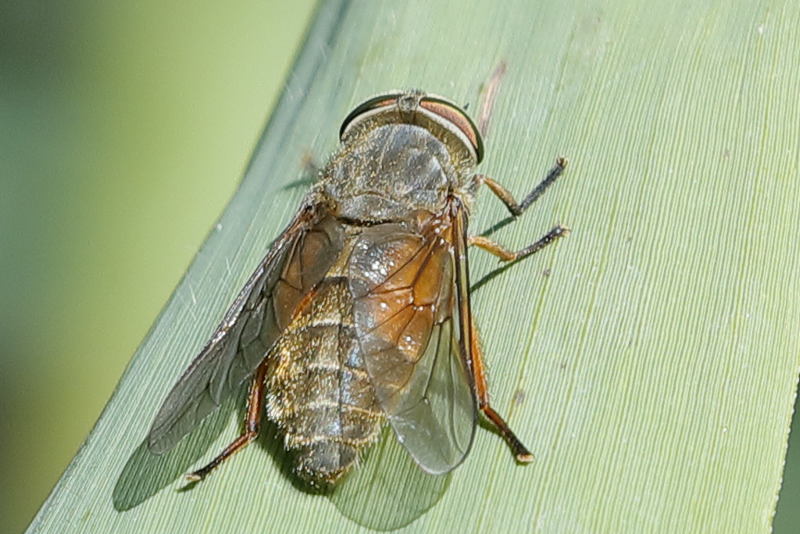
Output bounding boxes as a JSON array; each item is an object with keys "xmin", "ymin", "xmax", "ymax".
[{"xmin": 339, "ymin": 91, "xmax": 484, "ymax": 179}]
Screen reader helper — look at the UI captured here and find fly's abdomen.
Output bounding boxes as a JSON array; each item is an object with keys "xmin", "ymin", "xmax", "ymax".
[{"xmin": 266, "ymin": 277, "xmax": 384, "ymax": 485}]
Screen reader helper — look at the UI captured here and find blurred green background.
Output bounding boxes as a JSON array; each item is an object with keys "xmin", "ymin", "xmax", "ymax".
[
  {"xmin": 1, "ymin": 1, "xmax": 798, "ymax": 533},
  {"xmin": 0, "ymin": 1, "xmax": 314, "ymax": 532}
]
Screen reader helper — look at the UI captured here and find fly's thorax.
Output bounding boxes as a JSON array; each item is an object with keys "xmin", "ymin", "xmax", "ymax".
[{"xmin": 322, "ymin": 124, "xmax": 476, "ymax": 223}]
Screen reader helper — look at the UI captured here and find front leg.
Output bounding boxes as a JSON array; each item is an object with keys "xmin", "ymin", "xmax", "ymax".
[{"xmin": 474, "ymin": 157, "xmax": 568, "ymax": 217}]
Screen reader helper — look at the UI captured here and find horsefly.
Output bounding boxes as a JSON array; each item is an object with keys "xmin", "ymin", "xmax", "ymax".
[{"xmin": 147, "ymin": 87, "xmax": 569, "ymax": 487}]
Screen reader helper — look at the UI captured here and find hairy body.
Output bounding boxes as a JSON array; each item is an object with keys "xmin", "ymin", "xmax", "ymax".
[
  {"xmin": 267, "ymin": 122, "xmax": 474, "ymax": 484},
  {"xmin": 146, "ymin": 89, "xmax": 565, "ymax": 489}
]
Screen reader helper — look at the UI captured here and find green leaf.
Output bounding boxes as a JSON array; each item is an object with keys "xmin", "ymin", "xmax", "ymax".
[{"xmin": 27, "ymin": 0, "xmax": 800, "ymax": 532}]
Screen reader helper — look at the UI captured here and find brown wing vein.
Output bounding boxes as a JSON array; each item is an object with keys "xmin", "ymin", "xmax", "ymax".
[
  {"xmin": 147, "ymin": 205, "xmax": 343, "ymax": 454},
  {"xmin": 349, "ymin": 206, "xmax": 477, "ymax": 474}
]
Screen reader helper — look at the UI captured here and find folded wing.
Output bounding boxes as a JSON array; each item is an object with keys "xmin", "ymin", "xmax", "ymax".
[
  {"xmin": 147, "ymin": 207, "xmax": 343, "ymax": 454},
  {"xmin": 349, "ymin": 214, "xmax": 476, "ymax": 474}
]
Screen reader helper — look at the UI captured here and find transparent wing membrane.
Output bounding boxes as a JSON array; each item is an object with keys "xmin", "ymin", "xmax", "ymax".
[
  {"xmin": 147, "ymin": 208, "xmax": 342, "ymax": 454},
  {"xmin": 349, "ymin": 213, "xmax": 476, "ymax": 474}
]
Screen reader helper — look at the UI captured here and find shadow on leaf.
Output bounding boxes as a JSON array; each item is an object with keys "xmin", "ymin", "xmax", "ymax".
[
  {"xmin": 112, "ymin": 388, "xmax": 245, "ymax": 511},
  {"xmin": 114, "ymin": 389, "xmax": 451, "ymax": 529},
  {"xmin": 329, "ymin": 427, "xmax": 450, "ymax": 531}
]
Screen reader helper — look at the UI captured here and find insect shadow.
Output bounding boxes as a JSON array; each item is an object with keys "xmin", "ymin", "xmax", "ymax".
[
  {"xmin": 470, "ymin": 244, "xmax": 527, "ymax": 293},
  {"xmin": 470, "ymin": 215, "xmax": 546, "ymax": 293},
  {"xmin": 328, "ymin": 427, "xmax": 451, "ymax": 531},
  {"xmin": 113, "ymin": 387, "xmax": 447, "ymax": 531},
  {"xmin": 113, "ymin": 385, "xmax": 314, "ymax": 511},
  {"xmin": 113, "ymin": 386, "xmax": 249, "ymax": 511}
]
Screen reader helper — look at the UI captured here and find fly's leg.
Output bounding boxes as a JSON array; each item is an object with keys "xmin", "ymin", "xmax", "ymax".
[
  {"xmin": 464, "ymin": 159, "xmax": 570, "ymax": 461},
  {"xmin": 467, "ymin": 314, "xmax": 534, "ymax": 463},
  {"xmin": 186, "ymin": 361, "xmax": 268, "ymax": 482},
  {"xmin": 281, "ymin": 150, "xmax": 322, "ymax": 191},
  {"xmin": 475, "ymin": 157, "xmax": 568, "ymax": 217},
  {"xmin": 469, "ymin": 225, "xmax": 570, "ymax": 263},
  {"xmin": 466, "ymin": 202, "xmax": 568, "ymax": 457}
]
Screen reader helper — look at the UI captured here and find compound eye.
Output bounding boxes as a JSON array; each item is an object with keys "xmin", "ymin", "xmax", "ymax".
[
  {"xmin": 419, "ymin": 97, "xmax": 484, "ymax": 163},
  {"xmin": 339, "ymin": 93, "xmax": 401, "ymax": 140}
]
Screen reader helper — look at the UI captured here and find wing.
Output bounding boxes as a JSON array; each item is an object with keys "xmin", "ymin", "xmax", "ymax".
[
  {"xmin": 349, "ymin": 209, "xmax": 477, "ymax": 474},
  {"xmin": 147, "ymin": 204, "xmax": 343, "ymax": 454}
]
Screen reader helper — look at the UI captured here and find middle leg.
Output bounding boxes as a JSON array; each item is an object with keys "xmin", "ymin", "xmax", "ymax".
[{"xmin": 469, "ymin": 225, "xmax": 570, "ymax": 263}]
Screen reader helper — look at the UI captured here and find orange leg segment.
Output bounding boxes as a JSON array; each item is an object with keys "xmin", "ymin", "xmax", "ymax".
[
  {"xmin": 186, "ymin": 361, "xmax": 269, "ymax": 482},
  {"xmin": 475, "ymin": 157, "xmax": 568, "ymax": 217},
  {"xmin": 469, "ymin": 225, "xmax": 570, "ymax": 264},
  {"xmin": 468, "ymin": 318, "xmax": 534, "ymax": 464}
]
